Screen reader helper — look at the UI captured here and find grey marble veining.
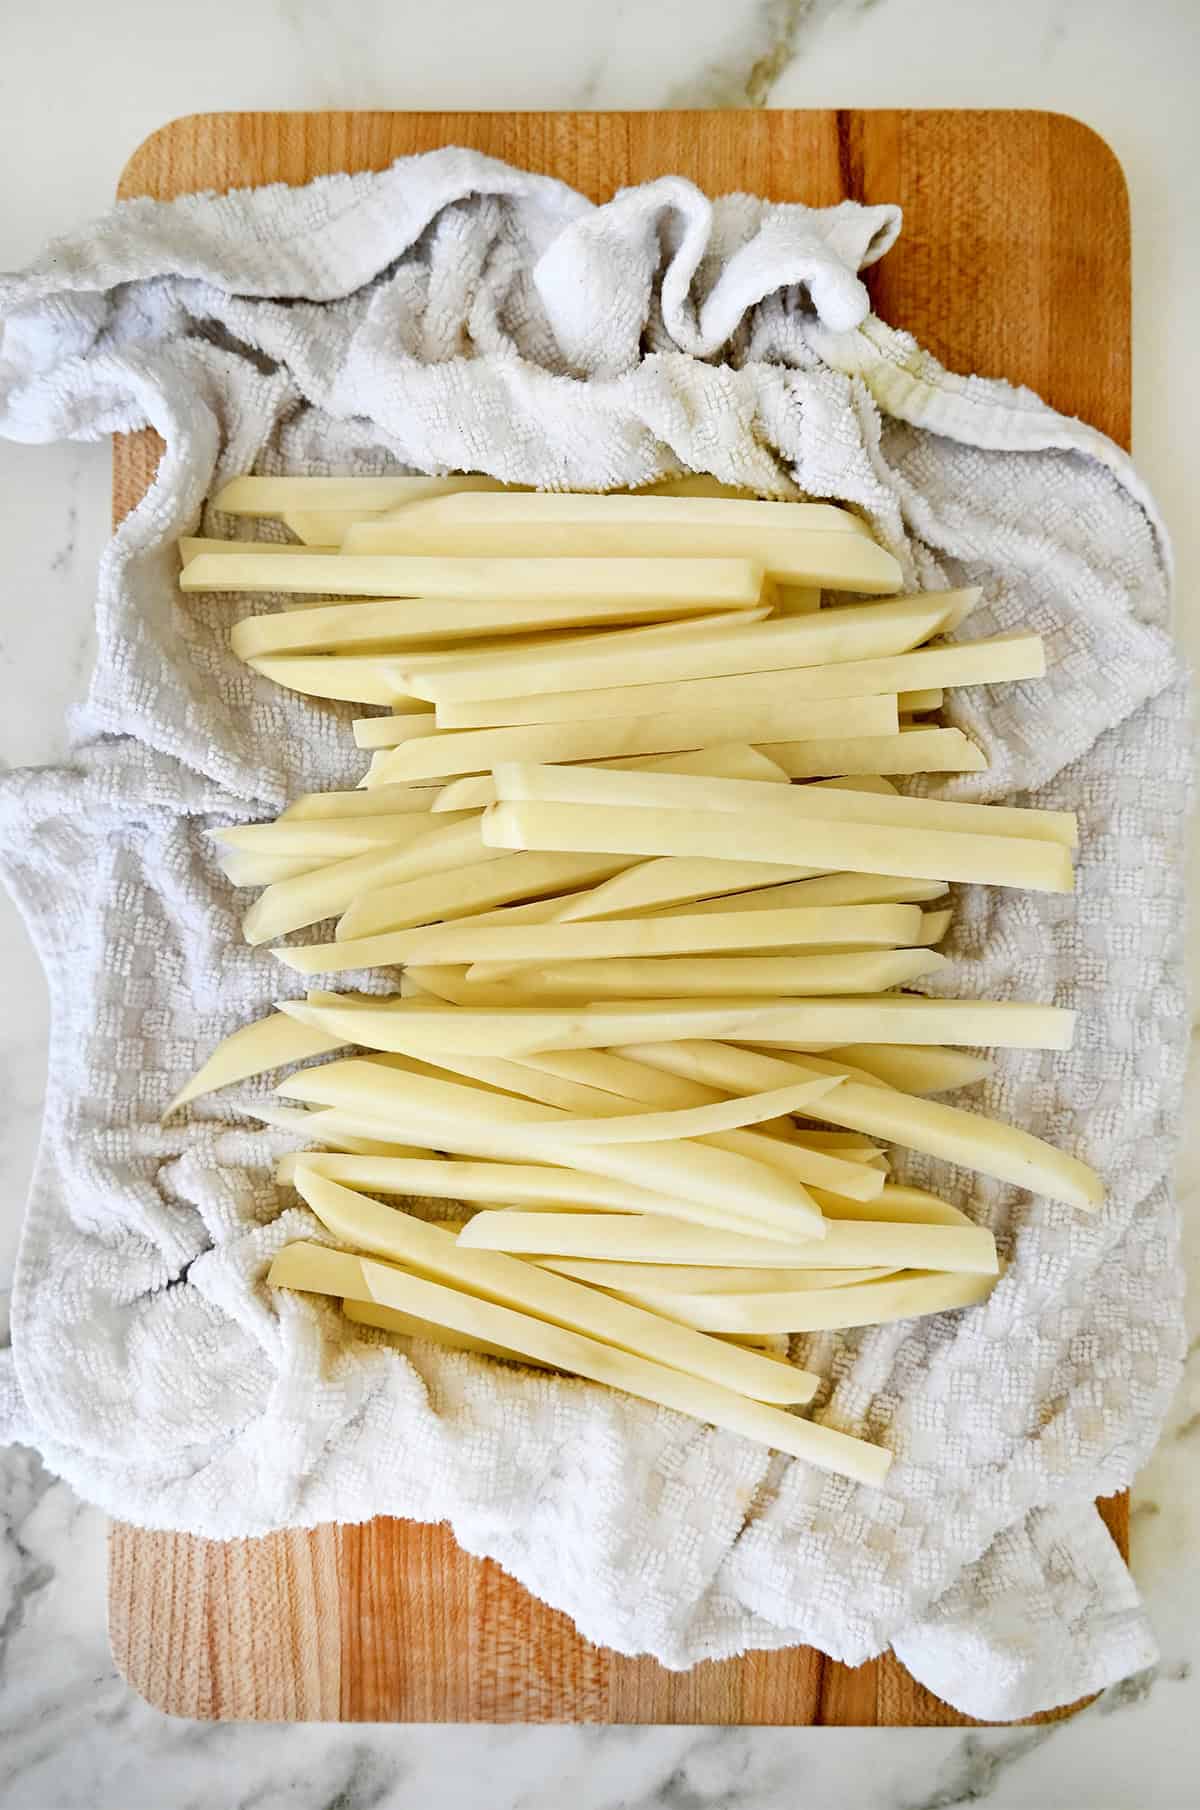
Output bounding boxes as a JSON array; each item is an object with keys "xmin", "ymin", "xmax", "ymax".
[{"xmin": 1, "ymin": 0, "xmax": 1198, "ymax": 1804}]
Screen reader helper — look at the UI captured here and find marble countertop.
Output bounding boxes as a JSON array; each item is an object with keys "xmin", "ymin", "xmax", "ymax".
[{"xmin": 1, "ymin": 1, "xmax": 1196, "ymax": 1805}]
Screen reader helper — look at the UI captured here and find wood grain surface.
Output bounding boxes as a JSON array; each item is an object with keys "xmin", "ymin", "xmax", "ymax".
[{"xmin": 107, "ymin": 109, "xmax": 1131, "ymax": 1725}]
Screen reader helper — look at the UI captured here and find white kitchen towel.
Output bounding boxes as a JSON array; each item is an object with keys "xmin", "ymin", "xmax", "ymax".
[{"xmin": 0, "ymin": 147, "xmax": 1189, "ymax": 1723}]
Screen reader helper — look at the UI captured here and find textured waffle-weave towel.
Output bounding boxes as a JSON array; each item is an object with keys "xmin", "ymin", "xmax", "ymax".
[{"xmin": 0, "ymin": 147, "xmax": 1189, "ymax": 1722}]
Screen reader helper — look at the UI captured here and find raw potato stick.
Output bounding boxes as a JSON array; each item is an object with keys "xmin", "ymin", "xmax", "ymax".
[
  {"xmin": 182, "ymin": 551, "xmax": 766, "ymax": 605},
  {"xmin": 505, "ymin": 949, "xmax": 946, "ymax": 999},
  {"xmin": 317, "ymin": 904, "xmax": 926, "ymax": 972},
  {"xmin": 821, "ymin": 1044, "xmax": 993, "ymax": 1094},
  {"xmin": 459, "ymin": 1211, "xmax": 998, "ymax": 1275},
  {"xmin": 243, "ymin": 816, "xmax": 507, "ymax": 944},
  {"xmin": 759, "ymin": 729, "xmax": 985, "ymax": 779},
  {"xmin": 420, "ymin": 594, "xmax": 968, "ymax": 704},
  {"xmin": 213, "ymin": 811, "xmax": 472, "ymax": 860},
  {"xmin": 615, "ymin": 1269, "xmax": 998, "ymax": 1334},
  {"xmin": 163, "ymin": 1010, "xmax": 347, "ymax": 1116},
  {"xmin": 281, "ymin": 785, "xmax": 435, "ymax": 819},
  {"xmin": 897, "ymin": 688, "xmax": 944, "ymax": 713},
  {"xmin": 294, "ymin": 1171, "xmax": 821, "ymax": 1405},
  {"xmin": 432, "ymin": 742, "xmax": 787, "ymax": 813},
  {"xmin": 649, "ymin": 873, "xmax": 947, "ymax": 919},
  {"xmin": 341, "ymin": 1296, "xmax": 547, "ymax": 1364},
  {"xmin": 335, "ymin": 852, "xmax": 633, "ymax": 940},
  {"xmin": 247, "ymin": 655, "xmax": 424, "ymax": 707},
  {"xmin": 556, "ymin": 857, "xmax": 829, "ymax": 922},
  {"xmin": 450, "ymin": 1077, "xmax": 843, "ymax": 1146},
  {"xmin": 915, "ymin": 907, "xmax": 954, "ymax": 945},
  {"xmin": 369, "ymin": 695, "xmax": 900, "ymax": 785},
  {"xmin": 632, "ymin": 1041, "xmax": 1104, "ymax": 1210},
  {"xmin": 492, "ymin": 760, "xmax": 1077, "ymax": 846},
  {"xmin": 231, "ymin": 588, "xmax": 751, "ymax": 660},
  {"xmin": 276, "ymin": 1152, "xmax": 704, "ymax": 1217},
  {"xmin": 179, "ymin": 537, "xmax": 330, "ymax": 564},
  {"xmin": 536, "ymin": 1259, "xmax": 897, "ymax": 1294},
  {"xmin": 214, "ymin": 475, "xmax": 515, "ymax": 515},
  {"xmin": 280, "ymin": 1056, "xmax": 828, "ymax": 1235},
  {"xmin": 346, "ymin": 488, "xmax": 870, "ymax": 540},
  {"xmin": 483, "ymin": 801, "xmax": 1075, "ymax": 893},
  {"xmin": 432, "ymin": 633, "xmax": 1042, "ymax": 728},
  {"xmin": 354, "ymin": 714, "xmax": 438, "ymax": 749},
  {"xmin": 218, "ymin": 850, "xmax": 327, "ymax": 887},
  {"xmin": 810, "ymin": 1183, "xmax": 973, "ymax": 1227},
  {"xmin": 283, "ymin": 511, "xmax": 374, "ymax": 546},
  {"xmin": 278, "ymin": 993, "xmax": 1075, "ymax": 1055},
  {"xmin": 352, "ymin": 1256, "xmax": 892, "ymax": 1483}
]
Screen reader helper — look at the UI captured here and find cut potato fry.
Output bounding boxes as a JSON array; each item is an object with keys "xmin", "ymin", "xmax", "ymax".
[
  {"xmin": 760, "ymin": 729, "xmax": 985, "ymax": 779},
  {"xmin": 163, "ymin": 1009, "xmax": 347, "ymax": 1116},
  {"xmin": 183, "ymin": 551, "xmax": 766, "ymax": 606},
  {"xmin": 810, "ymin": 1183, "xmax": 972, "ymax": 1227},
  {"xmin": 536, "ymin": 1259, "xmax": 897, "ymax": 1295},
  {"xmin": 505, "ymin": 948, "xmax": 946, "ymax": 999},
  {"xmin": 279, "ymin": 1056, "xmax": 826, "ymax": 1236},
  {"xmin": 231, "ymin": 586, "xmax": 755, "ymax": 661},
  {"xmin": 915, "ymin": 907, "xmax": 954, "ymax": 946},
  {"xmin": 335, "ymin": 852, "xmax": 633, "ymax": 940},
  {"xmin": 330, "ymin": 904, "xmax": 925, "ymax": 974},
  {"xmin": 277, "ymin": 1151, "xmax": 699, "ymax": 1217},
  {"xmin": 280, "ymin": 785, "xmax": 435, "ymax": 819},
  {"xmin": 431, "ymin": 742, "xmax": 787, "ymax": 814},
  {"xmin": 614, "ymin": 1268, "xmax": 998, "ymax": 1333},
  {"xmin": 353, "ymin": 713, "xmax": 438, "ymax": 749},
  {"xmin": 649, "ymin": 873, "xmax": 947, "ymax": 920},
  {"xmin": 490, "ymin": 760, "xmax": 1077, "ymax": 847},
  {"xmin": 218, "ymin": 849, "xmax": 328, "ymax": 887},
  {"xmin": 341, "ymin": 1296, "xmax": 547, "ymax": 1364},
  {"xmin": 180, "ymin": 536, "xmax": 332, "ymax": 564},
  {"xmin": 630, "ymin": 1042, "xmax": 1104, "ymax": 1210},
  {"xmin": 279, "ymin": 993, "xmax": 1075, "ymax": 1056},
  {"xmin": 294, "ymin": 1172, "xmax": 820, "ymax": 1405},
  {"xmin": 421, "ymin": 595, "xmax": 967, "ymax": 706},
  {"xmin": 483, "ymin": 801, "xmax": 1075, "ymax": 893},
  {"xmin": 351, "ymin": 1255, "xmax": 890, "ymax": 1481},
  {"xmin": 556, "ymin": 857, "xmax": 827, "ymax": 922},
  {"xmin": 492, "ymin": 1076, "xmax": 842, "ymax": 1146},
  {"xmin": 431, "ymin": 632, "xmax": 1040, "ymax": 729},
  {"xmin": 372, "ymin": 695, "xmax": 902, "ymax": 787},
  {"xmin": 282, "ymin": 510, "xmax": 372, "ymax": 546},
  {"xmin": 214, "ymin": 475, "xmax": 516, "ymax": 516},
  {"xmin": 459, "ymin": 1211, "xmax": 998, "ymax": 1275},
  {"xmin": 897, "ymin": 688, "xmax": 944, "ymax": 714},
  {"xmin": 246, "ymin": 655, "xmax": 423, "ymax": 707},
  {"xmin": 820, "ymin": 1044, "xmax": 993, "ymax": 1094},
  {"xmin": 242, "ymin": 816, "xmax": 501, "ymax": 945},
  {"xmin": 213, "ymin": 811, "xmax": 472, "ymax": 860}
]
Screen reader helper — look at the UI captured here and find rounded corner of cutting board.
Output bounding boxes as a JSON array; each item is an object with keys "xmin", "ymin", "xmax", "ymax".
[{"xmin": 105, "ymin": 107, "xmax": 1134, "ymax": 1727}]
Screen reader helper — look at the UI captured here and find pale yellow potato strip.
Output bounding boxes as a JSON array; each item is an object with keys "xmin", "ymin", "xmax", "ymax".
[
  {"xmin": 915, "ymin": 907, "xmax": 954, "ymax": 946},
  {"xmin": 508, "ymin": 949, "xmax": 946, "ymax": 999},
  {"xmin": 214, "ymin": 475, "xmax": 515, "ymax": 515},
  {"xmin": 650, "ymin": 874, "xmax": 947, "ymax": 919},
  {"xmin": 460, "ymin": 1211, "xmax": 998, "ymax": 1275},
  {"xmin": 496, "ymin": 1077, "xmax": 842, "ymax": 1146},
  {"xmin": 163, "ymin": 1010, "xmax": 347, "ymax": 1116},
  {"xmin": 810, "ymin": 1183, "xmax": 972, "ymax": 1227},
  {"xmin": 483, "ymin": 801, "xmax": 1075, "ymax": 893},
  {"xmin": 281, "ymin": 785, "xmax": 435, "ymax": 820},
  {"xmin": 615, "ymin": 1269, "xmax": 998, "ymax": 1334},
  {"xmin": 897, "ymin": 688, "xmax": 944, "ymax": 713},
  {"xmin": 536, "ymin": 1259, "xmax": 897, "ymax": 1294},
  {"xmin": 431, "ymin": 743, "xmax": 787, "ymax": 813},
  {"xmin": 370, "ymin": 695, "xmax": 899, "ymax": 785},
  {"xmin": 350, "ymin": 1255, "xmax": 891, "ymax": 1482},
  {"xmin": 243, "ymin": 816, "xmax": 505, "ymax": 945},
  {"xmin": 335, "ymin": 852, "xmax": 633, "ymax": 940},
  {"xmin": 218, "ymin": 850, "xmax": 327, "ymax": 887},
  {"xmin": 279, "ymin": 1055, "xmax": 827, "ymax": 1235},
  {"xmin": 276, "ymin": 1151, "xmax": 701, "ymax": 1216},
  {"xmin": 492, "ymin": 760, "xmax": 1077, "ymax": 845},
  {"xmin": 370, "ymin": 904, "xmax": 926, "ymax": 970},
  {"xmin": 432, "ymin": 633, "xmax": 1042, "ymax": 728},
  {"xmin": 182, "ymin": 551, "xmax": 766, "ymax": 604},
  {"xmin": 295, "ymin": 1172, "xmax": 820, "ymax": 1405},
  {"xmin": 819, "ymin": 1044, "xmax": 992, "ymax": 1094},
  {"xmin": 179, "ymin": 537, "xmax": 330, "ymax": 564},
  {"xmin": 633, "ymin": 1041, "xmax": 1103, "ymax": 1210},
  {"xmin": 213, "ymin": 811, "xmax": 471, "ymax": 860},
  {"xmin": 247, "ymin": 655, "xmax": 423, "ymax": 706},
  {"xmin": 353, "ymin": 714, "xmax": 438, "ymax": 749},
  {"xmin": 556, "ymin": 858, "xmax": 828, "ymax": 922},
  {"xmin": 282, "ymin": 511, "xmax": 373, "ymax": 546},
  {"xmin": 341, "ymin": 1296, "xmax": 546, "ymax": 1364},
  {"xmin": 354, "ymin": 491, "xmax": 871, "ymax": 538},
  {"xmin": 421, "ymin": 594, "xmax": 966, "ymax": 705},
  {"xmin": 278, "ymin": 993, "xmax": 1074, "ymax": 1056},
  {"xmin": 760, "ymin": 729, "xmax": 985, "ymax": 779}
]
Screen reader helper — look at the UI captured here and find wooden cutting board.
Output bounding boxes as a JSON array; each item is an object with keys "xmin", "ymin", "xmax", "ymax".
[{"xmin": 106, "ymin": 109, "xmax": 1131, "ymax": 1725}]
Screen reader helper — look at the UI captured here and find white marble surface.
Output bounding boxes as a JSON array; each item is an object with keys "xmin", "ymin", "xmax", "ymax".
[{"xmin": 0, "ymin": 1, "xmax": 1197, "ymax": 1804}]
